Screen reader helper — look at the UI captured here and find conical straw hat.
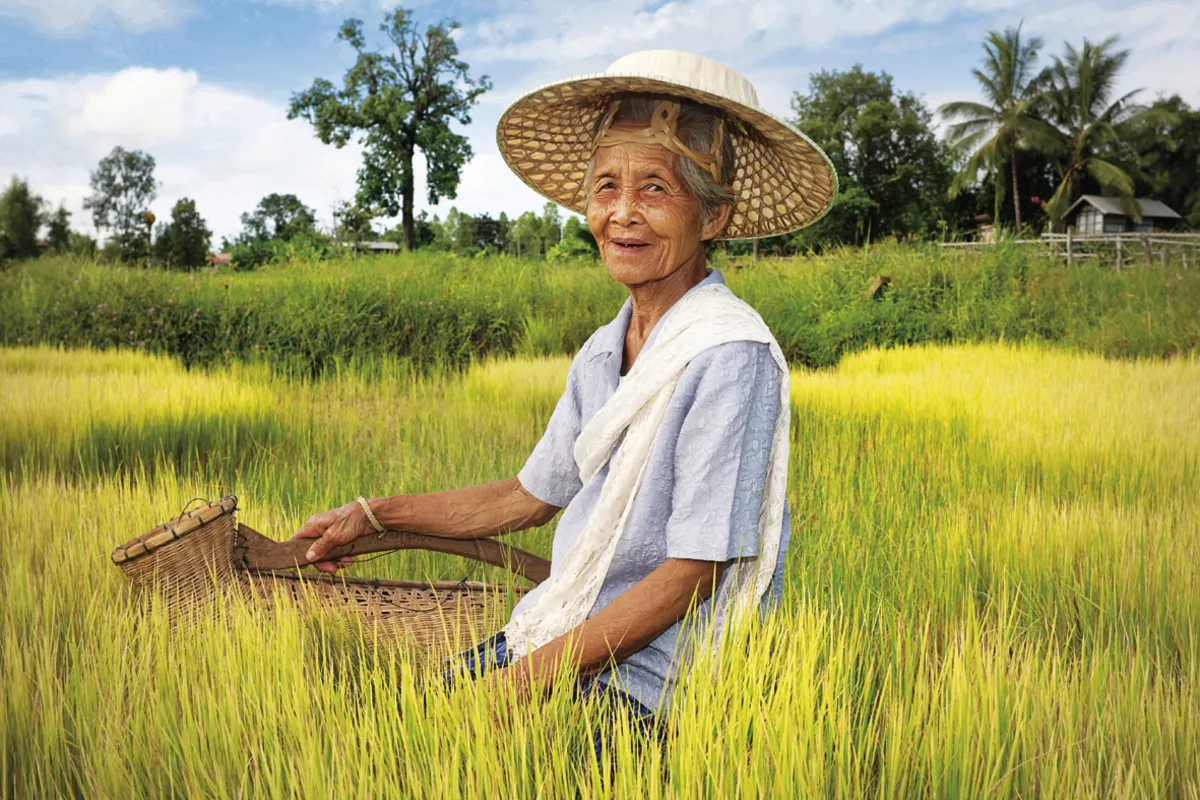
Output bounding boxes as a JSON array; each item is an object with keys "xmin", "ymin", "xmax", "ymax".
[{"xmin": 496, "ymin": 49, "xmax": 838, "ymax": 240}]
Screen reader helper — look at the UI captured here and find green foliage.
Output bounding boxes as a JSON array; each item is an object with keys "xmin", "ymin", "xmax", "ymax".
[
  {"xmin": 791, "ymin": 66, "xmax": 955, "ymax": 248},
  {"xmin": 3, "ymin": 246, "xmax": 1197, "ymax": 375},
  {"xmin": 228, "ymin": 194, "xmax": 323, "ymax": 269},
  {"xmin": 548, "ymin": 217, "xmax": 597, "ymax": 262},
  {"xmin": 288, "ymin": 6, "xmax": 490, "ymax": 251},
  {"xmin": 1040, "ymin": 36, "xmax": 1149, "ymax": 225},
  {"xmin": 153, "ymin": 198, "xmax": 212, "ymax": 269},
  {"xmin": 45, "ymin": 204, "xmax": 72, "ymax": 253},
  {"xmin": 940, "ymin": 24, "xmax": 1060, "ymax": 230},
  {"xmin": 332, "ymin": 201, "xmax": 377, "ymax": 251},
  {"xmin": 83, "ymin": 146, "xmax": 158, "ymax": 263},
  {"xmin": 0, "ymin": 175, "xmax": 45, "ymax": 264},
  {"xmin": 235, "ymin": 193, "xmax": 318, "ymax": 244},
  {"xmin": 1121, "ymin": 95, "xmax": 1200, "ymax": 228},
  {"xmin": 67, "ymin": 231, "xmax": 97, "ymax": 259}
]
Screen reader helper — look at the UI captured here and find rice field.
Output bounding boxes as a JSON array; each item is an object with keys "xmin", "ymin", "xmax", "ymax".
[{"xmin": 2, "ymin": 343, "xmax": 1198, "ymax": 797}]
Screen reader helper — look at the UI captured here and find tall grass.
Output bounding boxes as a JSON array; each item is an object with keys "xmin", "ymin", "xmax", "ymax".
[
  {"xmin": 2, "ymin": 343, "xmax": 1197, "ymax": 796},
  {"xmin": 3, "ymin": 244, "xmax": 1197, "ymax": 375}
]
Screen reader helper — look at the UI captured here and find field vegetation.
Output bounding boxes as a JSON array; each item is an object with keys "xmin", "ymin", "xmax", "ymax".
[
  {"xmin": 2, "ymin": 340, "xmax": 1197, "ymax": 796},
  {"xmin": 3, "ymin": 247, "xmax": 1198, "ymax": 375}
]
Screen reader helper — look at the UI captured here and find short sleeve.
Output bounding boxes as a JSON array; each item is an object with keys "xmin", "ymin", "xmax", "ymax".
[
  {"xmin": 517, "ymin": 349, "xmax": 588, "ymax": 508},
  {"xmin": 664, "ymin": 341, "xmax": 781, "ymax": 562}
]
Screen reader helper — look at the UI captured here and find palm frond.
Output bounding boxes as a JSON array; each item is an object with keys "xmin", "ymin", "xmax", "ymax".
[{"xmin": 1085, "ymin": 157, "xmax": 1135, "ymax": 197}]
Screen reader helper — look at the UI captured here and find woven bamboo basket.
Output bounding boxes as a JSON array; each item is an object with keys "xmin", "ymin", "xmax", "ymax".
[{"xmin": 111, "ymin": 496, "xmax": 550, "ymax": 659}]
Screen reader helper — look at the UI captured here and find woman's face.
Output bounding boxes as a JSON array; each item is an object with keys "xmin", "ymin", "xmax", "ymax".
[{"xmin": 585, "ymin": 128, "xmax": 729, "ymax": 287}]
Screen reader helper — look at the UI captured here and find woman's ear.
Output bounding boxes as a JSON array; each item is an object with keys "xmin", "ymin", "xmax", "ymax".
[{"xmin": 701, "ymin": 202, "xmax": 733, "ymax": 241}]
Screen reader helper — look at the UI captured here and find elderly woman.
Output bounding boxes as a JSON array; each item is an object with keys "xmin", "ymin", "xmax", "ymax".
[{"xmin": 293, "ymin": 50, "xmax": 835, "ymax": 745}]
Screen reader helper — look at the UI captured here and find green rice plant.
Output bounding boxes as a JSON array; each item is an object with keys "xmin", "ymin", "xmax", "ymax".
[{"xmin": 2, "ymin": 342, "xmax": 1198, "ymax": 796}]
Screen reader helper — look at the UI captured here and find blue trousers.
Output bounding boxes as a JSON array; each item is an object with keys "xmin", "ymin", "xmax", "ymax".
[{"xmin": 442, "ymin": 631, "xmax": 663, "ymax": 759}]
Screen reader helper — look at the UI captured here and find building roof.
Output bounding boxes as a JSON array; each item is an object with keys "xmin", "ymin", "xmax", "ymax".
[{"xmin": 1067, "ymin": 195, "xmax": 1181, "ymax": 220}]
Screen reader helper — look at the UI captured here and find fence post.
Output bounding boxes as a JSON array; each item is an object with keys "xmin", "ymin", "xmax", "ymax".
[
  {"xmin": 1142, "ymin": 234, "xmax": 1153, "ymax": 268},
  {"xmin": 1115, "ymin": 238, "xmax": 1123, "ymax": 271},
  {"xmin": 1066, "ymin": 228, "xmax": 1073, "ymax": 266}
]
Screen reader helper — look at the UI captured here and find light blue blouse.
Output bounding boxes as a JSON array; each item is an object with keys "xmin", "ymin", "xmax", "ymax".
[{"xmin": 513, "ymin": 267, "xmax": 792, "ymax": 712}]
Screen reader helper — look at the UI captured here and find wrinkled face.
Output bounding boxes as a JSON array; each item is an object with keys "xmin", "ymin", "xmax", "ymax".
[{"xmin": 585, "ymin": 127, "xmax": 725, "ymax": 287}]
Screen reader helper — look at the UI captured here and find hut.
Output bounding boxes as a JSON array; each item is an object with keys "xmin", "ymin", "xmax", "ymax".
[
  {"xmin": 352, "ymin": 241, "xmax": 400, "ymax": 255},
  {"xmin": 1066, "ymin": 195, "xmax": 1181, "ymax": 234}
]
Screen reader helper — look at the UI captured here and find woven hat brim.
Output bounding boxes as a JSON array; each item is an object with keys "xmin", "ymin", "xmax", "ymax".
[{"xmin": 495, "ymin": 72, "xmax": 839, "ymax": 241}]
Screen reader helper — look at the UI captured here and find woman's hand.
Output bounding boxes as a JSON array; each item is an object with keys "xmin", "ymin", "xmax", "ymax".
[{"xmin": 289, "ymin": 501, "xmax": 374, "ymax": 574}]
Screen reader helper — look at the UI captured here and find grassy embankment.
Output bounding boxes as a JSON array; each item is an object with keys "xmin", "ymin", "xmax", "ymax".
[
  {"xmin": 2, "ymin": 343, "xmax": 1197, "ymax": 796},
  {"xmin": 2, "ymin": 244, "xmax": 1198, "ymax": 374}
]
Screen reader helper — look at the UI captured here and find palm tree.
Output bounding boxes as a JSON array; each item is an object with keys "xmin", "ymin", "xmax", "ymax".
[
  {"xmin": 940, "ymin": 24, "xmax": 1060, "ymax": 231},
  {"xmin": 1041, "ymin": 36, "xmax": 1148, "ymax": 226}
]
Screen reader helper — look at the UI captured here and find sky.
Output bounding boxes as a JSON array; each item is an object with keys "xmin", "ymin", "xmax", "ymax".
[{"xmin": 1, "ymin": 0, "xmax": 1197, "ymax": 246}]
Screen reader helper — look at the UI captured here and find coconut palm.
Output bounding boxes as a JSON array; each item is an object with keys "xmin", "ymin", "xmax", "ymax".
[
  {"xmin": 940, "ymin": 24, "xmax": 1060, "ymax": 231},
  {"xmin": 1041, "ymin": 36, "xmax": 1147, "ymax": 226}
]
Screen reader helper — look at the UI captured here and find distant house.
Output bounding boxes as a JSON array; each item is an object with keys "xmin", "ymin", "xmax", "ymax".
[
  {"xmin": 1066, "ymin": 195, "xmax": 1181, "ymax": 234},
  {"xmin": 353, "ymin": 241, "xmax": 400, "ymax": 254},
  {"xmin": 206, "ymin": 252, "xmax": 232, "ymax": 268}
]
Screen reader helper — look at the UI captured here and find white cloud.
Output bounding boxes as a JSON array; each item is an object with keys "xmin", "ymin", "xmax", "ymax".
[
  {"xmin": 0, "ymin": 67, "xmax": 364, "ymax": 245},
  {"xmin": 0, "ymin": 0, "xmax": 188, "ymax": 35},
  {"xmin": 464, "ymin": 0, "xmax": 1200, "ymax": 106}
]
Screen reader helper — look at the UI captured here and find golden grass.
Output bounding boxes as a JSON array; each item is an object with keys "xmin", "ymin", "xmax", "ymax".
[{"xmin": 2, "ymin": 343, "xmax": 1198, "ymax": 796}]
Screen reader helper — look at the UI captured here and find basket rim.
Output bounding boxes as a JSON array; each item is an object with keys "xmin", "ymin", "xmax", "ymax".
[{"xmin": 111, "ymin": 495, "xmax": 238, "ymax": 565}]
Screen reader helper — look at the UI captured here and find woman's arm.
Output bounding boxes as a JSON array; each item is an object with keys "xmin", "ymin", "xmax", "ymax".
[
  {"xmin": 291, "ymin": 477, "xmax": 560, "ymax": 573},
  {"xmin": 495, "ymin": 557, "xmax": 724, "ymax": 693}
]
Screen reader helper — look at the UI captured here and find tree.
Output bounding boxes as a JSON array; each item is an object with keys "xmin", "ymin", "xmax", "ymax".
[
  {"xmin": 153, "ymin": 198, "xmax": 211, "ymax": 268},
  {"xmin": 84, "ymin": 146, "xmax": 157, "ymax": 262},
  {"xmin": 0, "ymin": 176, "xmax": 45, "ymax": 262},
  {"xmin": 387, "ymin": 210, "xmax": 443, "ymax": 249},
  {"xmin": 333, "ymin": 201, "xmax": 377, "ymax": 253},
  {"xmin": 237, "ymin": 194, "xmax": 317, "ymax": 243},
  {"xmin": 940, "ymin": 24, "xmax": 1060, "ymax": 231},
  {"xmin": 510, "ymin": 211, "xmax": 539, "ymax": 258},
  {"xmin": 1041, "ymin": 36, "xmax": 1153, "ymax": 226},
  {"xmin": 539, "ymin": 202, "xmax": 563, "ymax": 251},
  {"xmin": 562, "ymin": 215, "xmax": 597, "ymax": 254},
  {"xmin": 68, "ymin": 232, "xmax": 97, "ymax": 259},
  {"xmin": 548, "ymin": 216, "xmax": 598, "ymax": 261},
  {"xmin": 44, "ymin": 205, "xmax": 72, "ymax": 253},
  {"xmin": 1120, "ymin": 96, "xmax": 1200, "ymax": 228},
  {"xmin": 791, "ymin": 66, "xmax": 953, "ymax": 247},
  {"xmin": 289, "ymin": 7, "xmax": 491, "ymax": 252}
]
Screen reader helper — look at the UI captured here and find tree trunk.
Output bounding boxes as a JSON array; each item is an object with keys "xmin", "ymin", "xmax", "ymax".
[
  {"xmin": 400, "ymin": 145, "xmax": 416, "ymax": 252},
  {"xmin": 993, "ymin": 166, "xmax": 1002, "ymax": 232},
  {"xmin": 1011, "ymin": 150, "xmax": 1022, "ymax": 232}
]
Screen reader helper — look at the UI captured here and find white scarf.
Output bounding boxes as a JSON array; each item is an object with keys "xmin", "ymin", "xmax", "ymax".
[{"xmin": 502, "ymin": 283, "xmax": 791, "ymax": 659}]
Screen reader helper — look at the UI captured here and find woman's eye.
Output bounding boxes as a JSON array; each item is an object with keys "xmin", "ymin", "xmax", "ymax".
[{"xmin": 645, "ymin": 183, "xmax": 664, "ymax": 192}]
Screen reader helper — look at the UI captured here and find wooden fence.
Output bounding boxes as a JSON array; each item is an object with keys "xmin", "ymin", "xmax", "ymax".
[{"xmin": 938, "ymin": 232, "xmax": 1200, "ymax": 269}]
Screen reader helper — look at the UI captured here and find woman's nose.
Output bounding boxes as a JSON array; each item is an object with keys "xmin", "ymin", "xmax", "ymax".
[{"xmin": 611, "ymin": 187, "xmax": 641, "ymax": 227}]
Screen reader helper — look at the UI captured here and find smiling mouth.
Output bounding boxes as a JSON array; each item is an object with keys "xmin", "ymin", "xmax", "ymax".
[{"xmin": 611, "ymin": 241, "xmax": 649, "ymax": 250}]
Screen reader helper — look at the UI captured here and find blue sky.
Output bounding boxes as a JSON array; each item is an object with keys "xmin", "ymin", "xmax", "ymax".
[{"xmin": 2, "ymin": 0, "xmax": 1197, "ymax": 245}]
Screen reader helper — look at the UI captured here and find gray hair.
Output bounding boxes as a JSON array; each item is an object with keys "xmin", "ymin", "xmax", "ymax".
[{"xmin": 582, "ymin": 94, "xmax": 736, "ymax": 248}]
